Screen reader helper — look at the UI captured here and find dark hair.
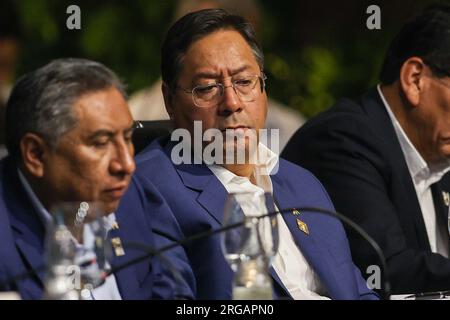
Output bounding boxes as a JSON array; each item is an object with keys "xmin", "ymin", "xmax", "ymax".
[
  {"xmin": 161, "ymin": 8, "xmax": 264, "ymax": 90},
  {"xmin": 380, "ymin": 3, "xmax": 450, "ymax": 85},
  {"xmin": 5, "ymin": 58, "xmax": 126, "ymax": 161}
]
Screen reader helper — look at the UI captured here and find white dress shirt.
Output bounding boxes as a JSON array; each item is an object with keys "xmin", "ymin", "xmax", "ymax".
[
  {"xmin": 208, "ymin": 143, "xmax": 330, "ymax": 299},
  {"xmin": 378, "ymin": 85, "xmax": 450, "ymax": 257},
  {"xmin": 18, "ymin": 170, "xmax": 122, "ymax": 299}
]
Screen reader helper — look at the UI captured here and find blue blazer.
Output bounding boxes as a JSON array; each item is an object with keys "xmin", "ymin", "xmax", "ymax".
[
  {"xmin": 134, "ymin": 137, "xmax": 378, "ymax": 300},
  {"xmin": 0, "ymin": 156, "xmax": 195, "ymax": 300}
]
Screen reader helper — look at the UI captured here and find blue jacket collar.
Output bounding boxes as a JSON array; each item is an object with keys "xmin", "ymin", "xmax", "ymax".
[
  {"xmin": 271, "ymin": 173, "xmax": 355, "ymax": 299},
  {"xmin": 3, "ymin": 159, "xmax": 46, "ymax": 288}
]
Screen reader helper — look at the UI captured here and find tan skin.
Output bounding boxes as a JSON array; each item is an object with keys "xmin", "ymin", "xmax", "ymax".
[
  {"xmin": 163, "ymin": 29, "xmax": 268, "ymax": 180},
  {"xmin": 381, "ymin": 57, "xmax": 450, "ymax": 165},
  {"xmin": 20, "ymin": 87, "xmax": 136, "ymax": 224}
]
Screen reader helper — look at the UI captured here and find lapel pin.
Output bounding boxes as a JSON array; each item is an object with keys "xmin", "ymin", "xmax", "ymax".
[
  {"xmin": 111, "ymin": 237, "xmax": 125, "ymax": 256},
  {"xmin": 271, "ymin": 217, "xmax": 277, "ymax": 227},
  {"xmin": 296, "ymin": 218, "xmax": 309, "ymax": 235},
  {"xmin": 111, "ymin": 221, "xmax": 120, "ymax": 230},
  {"xmin": 442, "ymin": 191, "xmax": 449, "ymax": 207},
  {"xmin": 292, "ymin": 209, "xmax": 301, "ymax": 216}
]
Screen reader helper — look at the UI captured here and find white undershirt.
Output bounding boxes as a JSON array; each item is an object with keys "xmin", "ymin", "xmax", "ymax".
[
  {"xmin": 208, "ymin": 143, "xmax": 330, "ymax": 299},
  {"xmin": 378, "ymin": 85, "xmax": 449, "ymax": 257}
]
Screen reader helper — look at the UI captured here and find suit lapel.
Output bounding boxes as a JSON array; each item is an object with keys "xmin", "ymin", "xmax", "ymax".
[
  {"xmin": 176, "ymin": 163, "xmax": 228, "ymax": 225},
  {"xmin": 108, "ymin": 227, "xmax": 136, "ymax": 299},
  {"xmin": 360, "ymin": 89, "xmax": 431, "ymax": 250},
  {"xmin": 110, "ymin": 211, "xmax": 152, "ymax": 299},
  {"xmin": 268, "ymin": 265, "xmax": 292, "ymax": 299},
  {"xmin": 271, "ymin": 174, "xmax": 344, "ymax": 299},
  {"xmin": 5, "ymin": 165, "xmax": 46, "ymax": 286},
  {"xmin": 163, "ymin": 139, "xmax": 228, "ymax": 225}
]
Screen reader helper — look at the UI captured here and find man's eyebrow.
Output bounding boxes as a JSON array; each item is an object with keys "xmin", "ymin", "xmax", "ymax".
[
  {"xmin": 229, "ymin": 65, "xmax": 252, "ymax": 76},
  {"xmin": 193, "ymin": 65, "xmax": 253, "ymax": 81},
  {"xmin": 87, "ymin": 130, "xmax": 114, "ymax": 140},
  {"xmin": 87, "ymin": 123, "xmax": 135, "ymax": 139},
  {"xmin": 193, "ymin": 71, "xmax": 221, "ymax": 81}
]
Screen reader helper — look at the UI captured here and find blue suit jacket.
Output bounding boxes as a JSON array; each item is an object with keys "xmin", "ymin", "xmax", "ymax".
[
  {"xmin": 134, "ymin": 137, "xmax": 378, "ymax": 300},
  {"xmin": 0, "ymin": 156, "xmax": 195, "ymax": 299}
]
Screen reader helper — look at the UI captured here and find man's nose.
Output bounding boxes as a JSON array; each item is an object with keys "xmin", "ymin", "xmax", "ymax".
[
  {"xmin": 219, "ymin": 83, "xmax": 243, "ymax": 115},
  {"xmin": 110, "ymin": 141, "xmax": 136, "ymax": 176}
]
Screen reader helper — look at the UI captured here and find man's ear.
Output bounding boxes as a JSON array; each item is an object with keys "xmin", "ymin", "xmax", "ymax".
[
  {"xmin": 162, "ymin": 82, "xmax": 175, "ymax": 120},
  {"xmin": 399, "ymin": 57, "xmax": 426, "ymax": 107},
  {"xmin": 20, "ymin": 133, "xmax": 49, "ymax": 178}
]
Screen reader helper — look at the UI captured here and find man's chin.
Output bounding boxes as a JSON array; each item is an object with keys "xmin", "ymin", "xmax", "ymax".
[
  {"xmin": 84, "ymin": 199, "xmax": 119, "ymax": 216},
  {"xmin": 438, "ymin": 143, "xmax": 450, "ymax": 160},
  {"xmin": 101, "ymin": 201, "xmax": 120, "ymax": 215}
]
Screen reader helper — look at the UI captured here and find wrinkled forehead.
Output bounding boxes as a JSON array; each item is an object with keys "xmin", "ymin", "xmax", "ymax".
[
  {"xmin": 179, "ymin": 30, "xmax": 261, "ymax": 81},
  {"xmin": 69, "ymin": 88, "xmax": 133, "ymax": 134}
]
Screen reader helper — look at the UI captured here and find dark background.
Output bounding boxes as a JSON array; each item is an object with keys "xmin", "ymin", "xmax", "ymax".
[{"xmin": 0, "ymin": 0, "xmax": 443, "ymax": 118}]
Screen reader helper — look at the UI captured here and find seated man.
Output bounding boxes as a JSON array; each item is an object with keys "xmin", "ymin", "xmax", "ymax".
[
  {"xmin": 0, "ymin": 58, "xmax": 195, "ymax": 299},
  {"xmin": 282, "ymin": 4, "xmax": 450, "ymax": 294},
  {"xmin": 133, "ymin": 9, "xmax": 377, "ymax": 300}
]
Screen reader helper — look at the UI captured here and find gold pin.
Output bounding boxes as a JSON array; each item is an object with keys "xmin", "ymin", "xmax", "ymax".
[
  {"xmin": 292, "ymin": 209, "xmax": 301, "ymax": 216},
  {"xmin": 111, "ymin": 237, "xmax": 125, "ymax": 256},
  {"xmin": 271, "ymin": 217, "xmax": 277, "ymax": 227},
  {"xmin": 111, "ymin": 222, "xmax": 120, "ymax": 230},
  {"xmin": 442, "ymin": 191, "xmax": 450, "ymax": 207},
  {"xmin": 296, "ymin": 219, "xmax": 309, "ymax": 235}
]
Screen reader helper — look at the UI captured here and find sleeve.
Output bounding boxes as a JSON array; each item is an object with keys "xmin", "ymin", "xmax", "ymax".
[{"xmin": 282, "ymin": 113, "xmax": 450, "ymax": 294}]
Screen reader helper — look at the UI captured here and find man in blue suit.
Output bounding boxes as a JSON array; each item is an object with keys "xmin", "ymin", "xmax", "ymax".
[
  {"xmin": 0, "ymin": 58, "xmax": 195, "ymax": 299},
  {"xmin": 133, "ymin": 9, "xmax": 378, "ymax": 300}
]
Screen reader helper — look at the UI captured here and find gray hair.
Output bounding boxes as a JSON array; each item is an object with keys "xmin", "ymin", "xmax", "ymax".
[{"xmin": 5, "ymin": 58, "xmax": 126, "ymax": 160}]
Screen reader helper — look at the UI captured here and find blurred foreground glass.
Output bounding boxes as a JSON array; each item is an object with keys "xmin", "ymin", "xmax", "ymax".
[
  {"xmin": 43, "ymin": 202, "xmax": 112, "ymax": 300},
  {"xmin": 222, "ymin": 192, "xmax": 279, "ymax": 300}
]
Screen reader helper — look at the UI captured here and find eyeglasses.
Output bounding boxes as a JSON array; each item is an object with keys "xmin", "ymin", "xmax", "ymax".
[{"xmin": 177, "ymin": 74, "xmax": 267, "ymax": 108}]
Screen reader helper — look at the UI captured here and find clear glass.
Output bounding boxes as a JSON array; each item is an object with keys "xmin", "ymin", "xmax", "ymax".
[
  {"xmin": 184, "ymin": 74, "xmax": 267, "ymax": 108},
  {"xmin": 221, "ymin": 192, "xmax": 279, "ymax": 300},
  {"xmin": 43, "ymin": 201, "xmax": 112, "ymax": 300}
]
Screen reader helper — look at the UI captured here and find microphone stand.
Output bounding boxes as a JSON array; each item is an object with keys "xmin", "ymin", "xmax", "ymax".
[
  {"xmin": 107, "ymin": 206, "xmax": 391, "ymax": 300},
  {"xmin": 1, "ymin": 206, "xmax": 390, "ymax": 299}
]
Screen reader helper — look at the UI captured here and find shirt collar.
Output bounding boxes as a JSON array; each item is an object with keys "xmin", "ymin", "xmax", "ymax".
[
  {"xmin": 377, "ymin": 84, "xmax": 450, "ymax": 186},
  {"xmin": 208, "ymin": 142, "xmax": 279, "ymax": 191}
]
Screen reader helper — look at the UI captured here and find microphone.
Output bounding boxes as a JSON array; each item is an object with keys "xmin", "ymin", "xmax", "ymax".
[
  {"xmin": 1, "ymin": 206, "xmax": 391, "ymax": 300},
  {"xmin": 106, "ymin": 206, "xmax": 391, "ymax": 300}
]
